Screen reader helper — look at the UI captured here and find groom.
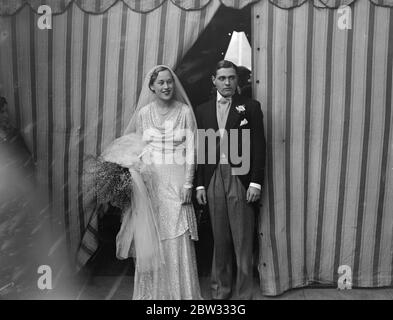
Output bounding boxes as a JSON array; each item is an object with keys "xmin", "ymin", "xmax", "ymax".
[{"xmin": 195, "ymin": 60, "xmax": 266, "ymax": 300}]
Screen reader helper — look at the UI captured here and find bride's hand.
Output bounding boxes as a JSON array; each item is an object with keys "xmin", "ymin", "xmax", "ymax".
[{"xmin": 182, "ymin": 187, "xmax": 192, "ymax": 204}]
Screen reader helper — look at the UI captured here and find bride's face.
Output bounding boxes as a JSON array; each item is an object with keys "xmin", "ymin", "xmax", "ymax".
[{"xmin": 150, "ymin": 70, "xmax": 174, "ymax": 102}]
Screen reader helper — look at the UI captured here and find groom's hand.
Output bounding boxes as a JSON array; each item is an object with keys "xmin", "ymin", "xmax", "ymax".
[
  {"xmin": 196, "ymin": 189, "xmax": 207, "ymax": 205},
  {"xmin": 246, "ymin": 186, "xmax": 261, "ymax": 203}
]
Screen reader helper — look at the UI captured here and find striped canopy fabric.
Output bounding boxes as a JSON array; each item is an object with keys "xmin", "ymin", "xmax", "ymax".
[
  {"xmin": 2, "ymin": 0, "xmax": 393, "ymax": 16},
  {"xmin": 0, "ymin": 0, "xmax": 258, "ymax": 15},
  {"xmin": 0, "ymin": 0, "xmax": 221, "ymax": 269},
  {"xmin": 253, "ymin": 0, "xmax": 393, "ymax": 295},
  {"xmin": 0, "ymin": 0, "xmax": 392, "ymax": 296}
]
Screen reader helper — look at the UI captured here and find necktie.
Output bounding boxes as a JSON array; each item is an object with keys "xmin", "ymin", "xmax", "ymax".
[
  {"xmin": 218, "ymin": 97, "xmax": 230, "ymax": 125},
  {"xmin": 217, "ymin": 98, "xmax": 231, "ymax": 160}
]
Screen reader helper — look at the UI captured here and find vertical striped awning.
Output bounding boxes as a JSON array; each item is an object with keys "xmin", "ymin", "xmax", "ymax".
[
  {"xmin": 0, "ymin": 0, "xmax": 222, "ymax": 268},
  {"xmin": 253, "ymin": 0, "xmax": 393, "ymax": 295},
  {"xmin": 0, "ymin": 0, "xmax": 259, "ymax": 15},
  {"xmin": 2, "ymin": 0, "xmax": 393, "ymax": 16}
]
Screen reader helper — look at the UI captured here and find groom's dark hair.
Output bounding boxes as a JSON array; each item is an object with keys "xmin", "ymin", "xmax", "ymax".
[{"xmin": 214, "ymin": 60, "xmax": 238, "ymax": 76}]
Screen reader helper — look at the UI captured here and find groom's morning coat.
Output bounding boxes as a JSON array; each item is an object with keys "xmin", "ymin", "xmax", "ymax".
[{"xmin": 195, "ymin": 93, "xmax": 266, "ymax": 190}]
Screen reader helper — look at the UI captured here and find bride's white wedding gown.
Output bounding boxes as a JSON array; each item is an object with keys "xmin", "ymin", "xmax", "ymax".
[{"xmin": 113, "ymin": 100, "xmax": 201, "ymax": 299}]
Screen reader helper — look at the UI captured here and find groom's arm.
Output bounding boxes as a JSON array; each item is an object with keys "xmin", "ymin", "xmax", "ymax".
[{"xmin": 248, "ymin": 100, "xmax": 266, "ymax": 188}]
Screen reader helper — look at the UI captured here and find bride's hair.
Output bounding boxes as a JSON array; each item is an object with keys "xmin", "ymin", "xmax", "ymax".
[{"xmin": 148, "ymin": 66, "xmax": 174, "ymax": 92}]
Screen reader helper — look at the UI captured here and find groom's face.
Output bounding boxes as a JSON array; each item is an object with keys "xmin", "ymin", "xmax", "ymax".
[{"xmin": 212, "ymin": 67, "xmax": 238, "ymax": 98}]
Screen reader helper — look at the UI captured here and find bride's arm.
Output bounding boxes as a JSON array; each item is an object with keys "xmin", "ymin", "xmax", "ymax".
[
  {"xmin": 183, "ymin": 107, "xmax": 196, "ymax": 189},
  {"xmin": 135, "ymin": 110, "xmax": 143, "ymax": 136}
]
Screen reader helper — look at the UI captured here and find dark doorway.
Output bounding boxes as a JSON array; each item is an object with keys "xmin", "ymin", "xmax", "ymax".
[{"xmin": 176, "ymin": 4, "xmax": 252, "ymax": 107}]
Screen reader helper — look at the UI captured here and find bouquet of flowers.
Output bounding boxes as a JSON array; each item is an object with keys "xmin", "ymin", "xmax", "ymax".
[
  {"xmin": 84, "ymin": 133, "xmax": 147, "ymax": 211},
  {"xmin": 86, "ymin": 157, "xmax": 133, "ymax": 211}
]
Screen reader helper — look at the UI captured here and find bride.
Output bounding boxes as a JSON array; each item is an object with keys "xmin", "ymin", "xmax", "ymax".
[{"xmin": 100, "ymin": 65, "xmax": 201, "ymax": 299}]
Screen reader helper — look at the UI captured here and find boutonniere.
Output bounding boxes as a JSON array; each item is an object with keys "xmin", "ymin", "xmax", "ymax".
[
  {"xmin": 240, "ymin": 118, "xmax": 248, "ymax": 126},
  {"xmin": 235, "ymin": 105, "xmax": 246, "ymax": 114}
]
